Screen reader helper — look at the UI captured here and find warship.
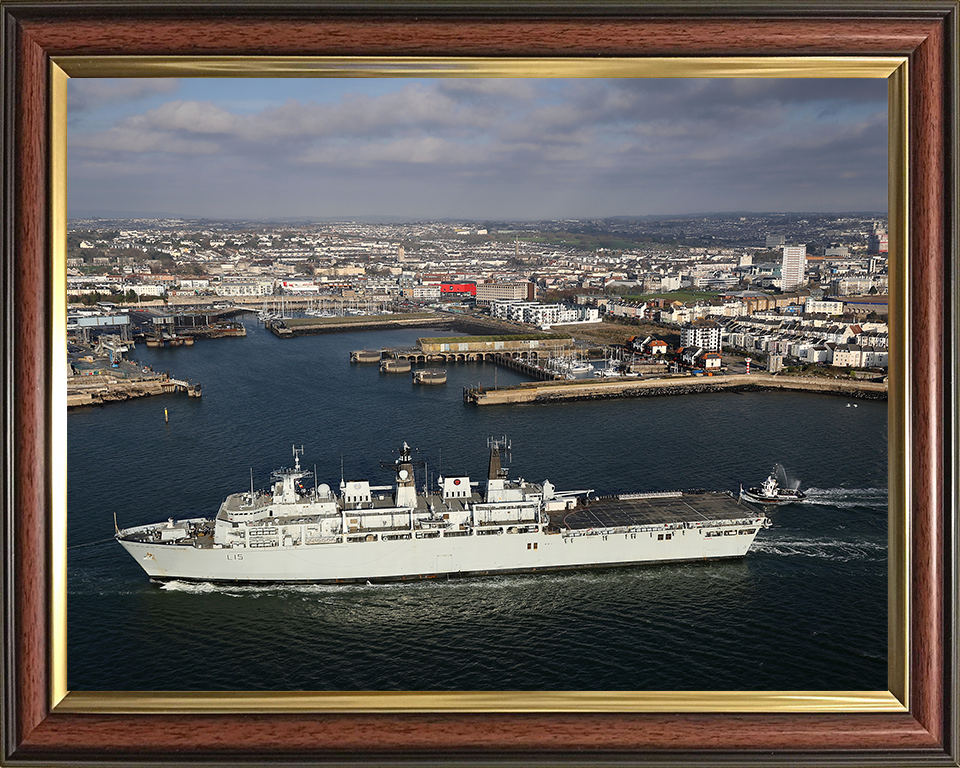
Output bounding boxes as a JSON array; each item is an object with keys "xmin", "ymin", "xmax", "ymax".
[{"xmin": 116, "ymin": 439, "xmax": 772, "ymax": 584}]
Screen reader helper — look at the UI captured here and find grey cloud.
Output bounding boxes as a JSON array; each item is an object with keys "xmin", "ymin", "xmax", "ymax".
[
  {"xmin": 434, "ymin": 79, "xmax": 540, "ymax": 103},
  {"xmin": 68, "ymin": 77, "xmax": 889, "ymax": 218},
  {"xmin": 68, "ymin": 78, "xmax": 180, "ymax": 112}
]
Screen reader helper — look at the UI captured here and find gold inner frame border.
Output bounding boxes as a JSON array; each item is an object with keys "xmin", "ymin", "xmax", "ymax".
[{"xmin": 50, "ymin": 55, "xmax": 909, "ymax": 716}]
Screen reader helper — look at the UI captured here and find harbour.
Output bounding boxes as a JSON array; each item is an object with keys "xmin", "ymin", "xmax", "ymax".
[
  {"xmin": 69, "ymin": 309, "xmax": 887, "ymax": 410},
  {"xmin": 67, "ymin": 321, "xmax": 888, "ymax": 692}
]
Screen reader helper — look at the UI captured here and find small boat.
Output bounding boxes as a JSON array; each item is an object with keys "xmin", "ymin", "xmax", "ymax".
[{"xmin": 740, "ymin": 465, "xmax": 806, "ymax": 505}]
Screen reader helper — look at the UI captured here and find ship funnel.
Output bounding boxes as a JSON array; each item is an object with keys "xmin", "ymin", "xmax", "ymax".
[
  {"xmin": 487, "ymin": 445, "xmax": 501, "ymax": 480},
  {"xmin": 485, "ymin": 436, "xmax": 512, "ymax": 502}
]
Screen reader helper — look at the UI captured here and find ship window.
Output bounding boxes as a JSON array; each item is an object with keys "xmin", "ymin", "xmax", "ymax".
[
  {"xmin": 665, "ymin": 534, "xmax": 672, "ymax": 540},
  {"xmin": 658, "ymin": 534, "xmax": 664, "ymax": 541},
  {"xmin": 527, "ymin": 543, "xmax": 532, "ymax": 550},
  {"xmin": 534, "ymin": 543, "xmax": 538, "ymax": 550}
]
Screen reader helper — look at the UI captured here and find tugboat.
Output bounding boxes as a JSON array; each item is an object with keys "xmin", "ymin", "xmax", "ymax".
[{"xmin": 740, "ymin": 464, "xmax": 806, "ymax": 505}]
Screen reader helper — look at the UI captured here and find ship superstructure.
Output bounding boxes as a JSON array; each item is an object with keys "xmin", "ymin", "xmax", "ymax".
[{"xmin": 116, "ymin": 440, "xmax": 772, "ymax": 584}]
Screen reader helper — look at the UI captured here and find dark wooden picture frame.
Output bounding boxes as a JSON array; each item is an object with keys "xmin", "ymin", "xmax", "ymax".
[{"xmin": 2, "ymin": 2, "xmax": 957, "ymax": 765}]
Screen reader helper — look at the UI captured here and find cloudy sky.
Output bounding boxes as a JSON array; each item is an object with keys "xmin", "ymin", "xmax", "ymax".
[{"xmin": 67, "ymin": 77, "xmax": 888, "ymax": 221}]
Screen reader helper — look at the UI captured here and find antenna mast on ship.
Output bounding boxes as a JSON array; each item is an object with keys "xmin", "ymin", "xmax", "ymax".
[{"xmin": 487, "ymin": 435, "xmax": 511, "ymax": 479}]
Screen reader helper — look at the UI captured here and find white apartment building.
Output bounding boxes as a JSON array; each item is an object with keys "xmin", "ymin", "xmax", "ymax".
[
  {"xmin": 679, "ymin": 322, "xmax": 721, "ymax": 352},
  {"xmin": 217, "ymin": 279, "xmax": 274, "ymax": 297},
  {"xmin": 490, "ymin": 300, "xmax": 598, "ymax": 327},
  {"xmin": 780, "ymin": 245, "xmax": 807, "ymax": 291},
  {"xmin": 134, "ymin": 284, "xmax": 166, "ymax": 297},
  {"xmin": 178, "ymin": 278, "xmax": 211, "ymax": 291},
  {"xmin": 804, "ymin": 298, "xmax": 845, "ymax": 315}
]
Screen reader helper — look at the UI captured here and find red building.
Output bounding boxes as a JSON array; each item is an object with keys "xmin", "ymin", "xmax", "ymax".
[{"xmin": 440, "ymin": 282, "xmax": 477, "ymax": 298}]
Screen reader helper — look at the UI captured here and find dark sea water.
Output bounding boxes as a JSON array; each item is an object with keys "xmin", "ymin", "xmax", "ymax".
[{"xmin": 67, "ymin": 321, "xmax": 888, "ymax": 691}]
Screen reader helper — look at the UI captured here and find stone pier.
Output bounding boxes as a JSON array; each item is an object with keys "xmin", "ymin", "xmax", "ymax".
[{"xmin": 463, "ymin": 373, "xmax": 887, "ymax": 406}]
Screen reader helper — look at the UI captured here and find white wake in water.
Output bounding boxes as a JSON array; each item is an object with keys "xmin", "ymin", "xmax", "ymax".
[
  {"xmin": 157, "ymin": 572, "xmax": 559, "ymax": 597},
  {"xmin": 752, "ymin": 536, "xmax": 885, "ymax": 562},
  {"xmin": 801, "ymin": 486, "xmax": 888, "ymax": 510}
]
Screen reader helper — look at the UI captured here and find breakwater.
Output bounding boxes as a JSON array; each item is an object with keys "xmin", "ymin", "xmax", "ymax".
[
  {"xmin": 269, "ymin": 313, "xmax": 455, "ymax": 337},
  {"xmin": 464, "ymin": 373, "xmax": 887, "ymax": 405},
  {"xmin": 268, "ymin": 311, "xmax": 527, "ymax": 338}
]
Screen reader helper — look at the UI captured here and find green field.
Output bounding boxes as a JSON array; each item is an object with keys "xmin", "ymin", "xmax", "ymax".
[{"xmin": 417, "ymin": 333, "xmax": 570, "ymax": 344}]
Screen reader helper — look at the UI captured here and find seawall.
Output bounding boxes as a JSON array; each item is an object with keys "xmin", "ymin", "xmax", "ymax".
[
  {"xmin": 465, "ymin": 373, "xmax": 887, "ymax": 406},
  {"xmin": 268, "ymin": 313, "xmax": 455, "ymax": 337}
]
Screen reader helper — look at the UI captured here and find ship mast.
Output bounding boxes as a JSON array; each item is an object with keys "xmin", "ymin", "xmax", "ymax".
[{"xmin": 381, "ymin": 442, "xmax": 422, "ymax": 509}]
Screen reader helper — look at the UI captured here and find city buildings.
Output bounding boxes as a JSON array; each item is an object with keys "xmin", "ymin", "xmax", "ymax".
[{"xmin": 65, "ymin": 213, "xmax": 889, "ymax": 371}]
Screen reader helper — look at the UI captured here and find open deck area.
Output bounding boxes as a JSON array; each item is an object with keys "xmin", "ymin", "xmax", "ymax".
[{"xmin": 553, "ymin": 491, "xmax": 755, "ymax": 531}]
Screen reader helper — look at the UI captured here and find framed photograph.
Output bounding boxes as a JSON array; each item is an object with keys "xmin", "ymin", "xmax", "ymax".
[{"xmin": 2, "ymin": 2, "xmax": 957, "ymax": 765}]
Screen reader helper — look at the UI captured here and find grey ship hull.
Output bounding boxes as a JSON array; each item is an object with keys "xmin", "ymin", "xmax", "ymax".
[
  {"xmin": 118, "ymin": 494, "xmax": 769, "ymax": 584},
  {"xmin": 116, "ymin": 442, "xmax": 771, "ymax": 584}
]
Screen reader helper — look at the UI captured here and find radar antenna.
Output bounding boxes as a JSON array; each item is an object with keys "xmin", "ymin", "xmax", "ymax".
[
  {"xmin": 487, "ymin": 435, "xmax": 512, "ymax": 463},
  {"xmin": 379, "ymin": 442, "xmax": 426, "ymax": 472}
]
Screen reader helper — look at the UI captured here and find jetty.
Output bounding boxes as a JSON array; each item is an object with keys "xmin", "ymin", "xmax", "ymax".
[{"xmin": 463, "ymin": 373, "xmax": 887, "ymax": 405}]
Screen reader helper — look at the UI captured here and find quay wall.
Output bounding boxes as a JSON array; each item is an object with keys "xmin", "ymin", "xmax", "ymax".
[{"xmin": 466, "ymin": 373, "xmax": 887, "ymax": 406}]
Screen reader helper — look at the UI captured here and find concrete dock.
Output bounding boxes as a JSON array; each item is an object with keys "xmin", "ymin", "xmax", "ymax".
[{"xmin": 67, "ymin": 374, "xmax": 200, "ymax": 407}]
